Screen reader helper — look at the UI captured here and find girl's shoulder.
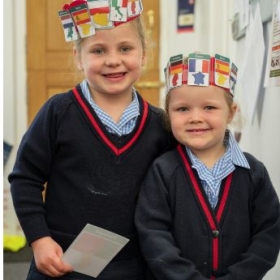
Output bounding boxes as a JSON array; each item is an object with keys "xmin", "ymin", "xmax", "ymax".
[
  {"xmin": 136, "ymin": 91, "xmax": 167, "ymax": 118},
  {"xmin": 151, "ymin": 148, "xmax": 181, "ymax": 177},
  {"xmin": 30, "ymin": 88, "xmax": 79, "ymax": 128},
  {"xmin": 45, "ymin": 89, "xmax": 75, "ymax": 107},
  {"xmin": 38, "ymin": 88, "xmax": 79, "ymax": 116},
  {"xmin": 242, "ymin": 152, "xmax": 275, "ymax": 191},
  {"xmin": 243, "ymin": 152, "xmax": 265, "ymax": 173},
  {"xmin": 145, "ymin": 102, "xmax": 170, "ymax": 129},
  {"xmin": 147, "ymin": 102, "xmax": 166, "ymax": 116}
]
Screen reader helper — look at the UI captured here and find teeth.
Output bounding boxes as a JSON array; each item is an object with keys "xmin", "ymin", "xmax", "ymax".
[{"xmin": 107, "ymin": 73, "xmax": 123, "ymax": 78}]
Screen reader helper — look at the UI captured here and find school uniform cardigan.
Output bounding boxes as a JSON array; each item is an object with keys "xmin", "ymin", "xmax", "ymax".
[
  {"xmin": 135, "ymin": 144, "xmax": 280, "ymax": 280},
  {"xmin": 9, "ymin": 85, "xmax": 175, "ymax": 279}
]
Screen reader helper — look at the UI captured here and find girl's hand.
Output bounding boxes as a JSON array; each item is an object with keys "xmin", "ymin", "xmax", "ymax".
[{"xmin": 31, "ymin": 236, "xmax": 73, "ymax": 277}]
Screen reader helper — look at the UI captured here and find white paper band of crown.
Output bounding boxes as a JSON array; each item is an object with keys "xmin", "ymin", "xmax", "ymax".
[
  {"xmin": 58, "ymin": 0, "xmax": 143, "ymax": 42},
  {"xmin": 164, "ymin": 53, "xmax": 238, "ymax": 96}
]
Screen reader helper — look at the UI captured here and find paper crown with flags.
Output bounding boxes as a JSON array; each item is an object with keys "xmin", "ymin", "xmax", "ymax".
[
  {"xmin": 58, "ymin": 0, "xmax": 143, "ymax": 42},
  {"xmin": 164, "ymin": 53, "xmax": 238, "ymax": 96}
]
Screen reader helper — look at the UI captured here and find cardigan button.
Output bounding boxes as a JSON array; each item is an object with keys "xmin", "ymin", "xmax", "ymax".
[
  {"xmin": 212, "ymin": 269, "xmax": 219, "ymax": 276},
  {"xmin": 212, "ymin": 230, "xmax": 219, "ymax": 238}
]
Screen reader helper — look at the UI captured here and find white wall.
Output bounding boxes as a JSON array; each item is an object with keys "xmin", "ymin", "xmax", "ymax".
[
  {"xmin": 227, "ymin": 3, "xmax": 280, "ymax": 277},
  {"xmin": 160, "ymin": 0, "xmax": 231, "ymax": 104},
  {"xmin": 4, "ymin": 0, "xmax": 27, "ymax": 148},
  {"xmin": 160, "ymin": 1, "xmax": 279, "ymax": 279},
  {"xmin": 3, "ymin": 0, "xmax": 280, "ymax": 278},
  {"xmin": 3, "ymin": 0, "xmax": 27, "ymax": 236},
  {"xmin": 160, "ymin": 0, "xmax": 280, "ymax": 197},
  {"xmin": 229, "ymin": 18, "xmax": 280, "ymax": 192}
]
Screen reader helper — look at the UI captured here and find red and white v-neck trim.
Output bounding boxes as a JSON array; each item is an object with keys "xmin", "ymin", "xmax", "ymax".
[
  {"xmin": 72, "ymin": 87, "xmax": 148, "ymax": 156},
  {"xmin": 177, "ymin": 144, "xmax": 233, "ymax": 279}
]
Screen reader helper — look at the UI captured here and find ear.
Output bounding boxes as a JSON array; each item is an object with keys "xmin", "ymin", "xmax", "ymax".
[
  {"xmin": 141, "ymin": 50, "xmax": 147, "ymax": 66},
  {"xmin": 73, "ymin": 47, "xmax": 83, "ymax": 71},
  {"xmin": 228, "ymin": 102, "xmax": 238, "ymax": 123}
]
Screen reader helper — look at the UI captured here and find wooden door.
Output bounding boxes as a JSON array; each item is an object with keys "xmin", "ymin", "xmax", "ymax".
[{"xmin": 27, "ymin": 0, "xmax": 162, "ymax": 124}]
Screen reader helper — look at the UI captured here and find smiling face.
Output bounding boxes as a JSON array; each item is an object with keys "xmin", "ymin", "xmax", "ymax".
[
  {"xmin": 74, "ymin": 20, "xmax": 146, "ymax": 100},
  {"xmin": 167, "ymin": 85, "xmax": 237, "ymax": 162}
]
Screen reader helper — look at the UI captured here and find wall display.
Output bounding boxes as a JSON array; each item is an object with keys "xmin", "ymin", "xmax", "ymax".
[
  {"xmin": 264, "ymin": 0, "xmax": 280, "ymax": 87},
  {"xmin": 239, "ymin": 3, "xmax": 265, "ymax": 123},
  {"xmin": 177, "ymin": 0, "xmax": 195, "ymax": 32}
]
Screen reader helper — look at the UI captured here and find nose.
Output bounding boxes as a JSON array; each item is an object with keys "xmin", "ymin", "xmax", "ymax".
[
  {"xmin": 105, "ymin": 55, "xmax": 121, "ymax": 67},
  {"xmin": 189, "ymin": 108, "xmax": 202, "ymax": 123}
]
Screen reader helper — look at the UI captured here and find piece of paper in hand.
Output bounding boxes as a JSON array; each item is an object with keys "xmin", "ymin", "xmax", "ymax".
[{"xmin": 62, "ymin": 224, "xmax": 129, "ymax": 278}]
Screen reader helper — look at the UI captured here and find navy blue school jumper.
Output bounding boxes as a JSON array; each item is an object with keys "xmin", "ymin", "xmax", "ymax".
[
  {"xmin": 9, "ymin": 85, "xmax": 175, "ymax": 280},
  {"xmin": 135, "ymin": 144, "xmax": 280, "ymax": 280}
]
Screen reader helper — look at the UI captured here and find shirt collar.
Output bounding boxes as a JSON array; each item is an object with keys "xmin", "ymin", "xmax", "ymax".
[
  {"xmin": 186, "ymin": 130, "xmax": 250, "ymax": 171},
  {"xmin": 226, "ymin": 130, "xmax": 250, "ymax": 169},
  {"xmin": 80, "ymin": 79, "xmax": 140, "ymax": 120},
  {"xmin": 79, "ymin": 80, "xmax": 140, "ymax": 136}
]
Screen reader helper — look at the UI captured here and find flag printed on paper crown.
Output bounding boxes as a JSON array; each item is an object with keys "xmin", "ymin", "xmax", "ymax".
[
  {"xmin": 70, "ymin": 2, "xmax": 96, "ymax": 38},
  {"xmin": 168, "ymin": 54, "xmax": 184, "ymax": 89},
  {"xmin": 88, "ymin": 0, "xmax": 113, "ymax": 29},
  {"xmin": 110, "ymin": 0, "xmax": 128, "ymax": 22},
  {"xmin": 127, "ymin": 0, "xmax": 143, "ymax": 17},
  {"xmin": 188, "ymin": 53, "xmax": 210, "ymax": 86},
  {"xmin": 229, "ymin": 62, "xmax": 238, "ymax": 95},
  {"xmin": 214, "ymin": 54, "xmax": 230, "ymax": 89},
  {"xmin": 58, "ymin": 0, "xmax": 143, "ymax": 42},
  {"xmin": 164, "ymin": 52, "xmax": 238, "ymax": 95},
  {"xmin": 58, "ymin": 10, "xmax": 79, "ymax": 42}
]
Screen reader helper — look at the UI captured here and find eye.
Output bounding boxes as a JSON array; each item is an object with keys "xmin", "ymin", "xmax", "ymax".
[
  {"xmin": 204, "ymin": 105, "xmax": 216, "ymax": 111},
  {"xmin": 120, "ymin": 46, "xmax": 131, "ymax": 53},
  {"xmin": 91, "ymin": 48, "xmax": 104, "ymax": 55},
  {"xmin": 177, "ymin": 107, "xmax": 189, "ymax": 112}
]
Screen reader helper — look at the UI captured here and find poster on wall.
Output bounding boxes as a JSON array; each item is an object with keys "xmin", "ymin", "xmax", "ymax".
[
  {"xmin": 177, "ymin": 0, "xmax": 195, "ymax": 32},
  {"xmin": 264, "ymin": 0, "xmax": 280, "ymax": 87},
  {"xmin": 239, "ymin": 3, "xmax": 265, "ymax": 123}
]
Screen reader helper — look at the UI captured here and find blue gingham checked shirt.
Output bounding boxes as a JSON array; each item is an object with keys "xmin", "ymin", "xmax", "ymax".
[
  {"xmin": 186, "ymin": 130, "xmax": 250, "ymax": 209},
  {"xmin": 80, "ymin": 80, "xmax": 140, "ymax": 136}
]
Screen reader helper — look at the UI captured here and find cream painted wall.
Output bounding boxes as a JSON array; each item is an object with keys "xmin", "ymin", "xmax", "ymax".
[
  {"xmin": 160, "ymin": 1, "xmax": 279, "ymax": 279},
  {"xmin": 3, "ymin": 0, "xmax": 280, "ymax": 278},
  {"xmin": 227, "ymin": 3, "xmax": 280, "ymax": 278},
  {"xmin": 159, "ymin": 0, "xmax": 231, "ymax": 104},
  {"xmin": 3, "ymin": 0, "xmax": 27, "ymax": 237},
  {"xmin": 4, "ymin": 0, "xmax": 27, "ymax": 149}
]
